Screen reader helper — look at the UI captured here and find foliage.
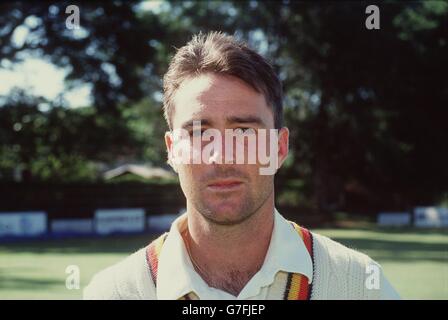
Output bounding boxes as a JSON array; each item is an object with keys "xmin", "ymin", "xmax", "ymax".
[{"xmin": 1, "ymin": 1, "xmax": 447, "ymax": 213}]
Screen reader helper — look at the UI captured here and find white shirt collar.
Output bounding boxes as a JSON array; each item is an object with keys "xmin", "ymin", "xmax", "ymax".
[{"xmin": 156, "ymin": 208, "xmax": 313, "ymax": 300}]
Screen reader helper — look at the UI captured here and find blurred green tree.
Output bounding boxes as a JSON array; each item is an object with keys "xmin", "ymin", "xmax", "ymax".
[
  {"xmin": 168, "ymin": 1, "xmax": 448, "ymax": 214},
  {"xmin": 1, "ymin": 1, "xmax": 447, "ymax": 215},
  {"xmin": 0, "ymin": 1, "xmax": 172, "ymax": 181}
]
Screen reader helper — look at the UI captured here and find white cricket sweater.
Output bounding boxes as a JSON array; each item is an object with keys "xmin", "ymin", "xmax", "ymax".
[{"xmin": 83, "ymin": 229, "xmax": 400, "ymax": 300}]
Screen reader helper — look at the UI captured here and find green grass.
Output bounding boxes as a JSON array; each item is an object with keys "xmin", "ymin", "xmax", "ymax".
[{"xmin": 0, "ymin": 228, "xmax": 447, "ymax": 299}]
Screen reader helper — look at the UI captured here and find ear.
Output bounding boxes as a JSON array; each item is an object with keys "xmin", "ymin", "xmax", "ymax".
[
  {"xmin": 165, "ymin": 131, "xmax": 178, "ymax": 173},
  {"xmin": 277, "ymin": 127, "xmax": 289, "ymax": 170}
]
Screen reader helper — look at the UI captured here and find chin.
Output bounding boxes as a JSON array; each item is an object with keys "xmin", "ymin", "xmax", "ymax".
[{"xmin": 199, "ymin": 202, "xmax": 253, "ymax": 225}]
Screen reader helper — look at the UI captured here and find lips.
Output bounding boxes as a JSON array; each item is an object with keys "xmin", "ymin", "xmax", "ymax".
[{"xmin": 207, "ymin": 179, "xmax": 243, "ymax": 191}]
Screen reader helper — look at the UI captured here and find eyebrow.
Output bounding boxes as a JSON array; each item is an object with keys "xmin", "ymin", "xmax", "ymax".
[
  {"xmin": 181, "ymin": 119, "xmax": 213, "ymax": 130},
  {"xmin": 180, "ymin": 115, "xmax": 265, "ymax": 130},
  {"xmin": 226, "ymin": 115, "xmax": 265, "ymax": 126}
]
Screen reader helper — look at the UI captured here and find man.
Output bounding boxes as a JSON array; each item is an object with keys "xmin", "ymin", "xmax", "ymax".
[{"xmin": 84, "ymin": 31, "xmax": 400, "ymax": 300}]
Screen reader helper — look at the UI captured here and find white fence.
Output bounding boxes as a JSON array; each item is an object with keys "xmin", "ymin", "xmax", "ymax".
[
  {"xmin": 414, "ymin": 207, "xmax": 448, "ymax": 228},
  {"xmin": 0, "ymin": 211, "xmax": 47, "ymax": 237},
  {"xmin": 377, "ymin": 212, "xmax": 411, "ymax": 227}
]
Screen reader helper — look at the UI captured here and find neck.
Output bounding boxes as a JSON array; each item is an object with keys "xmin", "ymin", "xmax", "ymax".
[{"xmin": 183, "ymin": 193, "xmax": 275, "ymax": 296}]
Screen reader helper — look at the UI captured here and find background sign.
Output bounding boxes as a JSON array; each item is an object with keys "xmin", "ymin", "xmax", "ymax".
[
  {"xmin": 94, "ymin": 208, "xmax": 145, "ymax": 235},
  {"xmin": 0, "ymin": 212, "xmax": 47, "ymax": 237}
]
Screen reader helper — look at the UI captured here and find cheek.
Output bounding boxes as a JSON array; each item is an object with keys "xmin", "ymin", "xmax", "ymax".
[
  {"xmin": 178, "ymin": 165, "xmax": 203, "ymax": 190},
  {"xmin": 247, "ymin": 164, "xmax": 275, "ymax": 186},
  {"xmin": 177, "ymin": 166, "xmax": 193, "ymax": 189}
]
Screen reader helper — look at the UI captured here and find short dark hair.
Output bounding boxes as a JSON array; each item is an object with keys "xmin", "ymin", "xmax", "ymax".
[{"xmin": 162, "ymin": 31, "xmax": 283, "ymax": 129}]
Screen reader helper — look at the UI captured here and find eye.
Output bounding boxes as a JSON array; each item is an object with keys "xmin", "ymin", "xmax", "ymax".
[
  {"xmin": 235, "ymin": 127, "xmax": 255, "ymax": 135},
  {"xmin": 189, "ymin": 128, "xmax": 207, "ymax": 137}
]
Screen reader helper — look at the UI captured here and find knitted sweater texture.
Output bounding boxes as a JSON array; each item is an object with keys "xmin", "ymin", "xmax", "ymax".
[{"xmin": 84, "ymin": 232, "xmax": 382, "ymax": 300}]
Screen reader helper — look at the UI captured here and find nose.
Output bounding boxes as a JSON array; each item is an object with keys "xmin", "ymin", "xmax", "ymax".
[
  {"xmin": 208, "ymin": 147, "xmax": 221, "ymax": 164},
  {"xmin": 205, "ymin": 131, "xmax": 235, "ymax": 165}
]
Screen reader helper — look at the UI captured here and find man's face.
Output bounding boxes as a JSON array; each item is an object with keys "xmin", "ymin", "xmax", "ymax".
[{"xmin": 165, "ymin": 73, "xmax": 289, "ymax": 225}]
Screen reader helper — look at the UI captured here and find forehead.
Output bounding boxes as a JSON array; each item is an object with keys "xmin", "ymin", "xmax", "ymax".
[{"xmin": 171, "ymin": 73, "xmax": 274, "ymax": 128}]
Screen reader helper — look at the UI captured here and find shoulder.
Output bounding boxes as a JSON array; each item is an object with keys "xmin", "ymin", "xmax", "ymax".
[
  {"xmin": 310, "ymin": 232, "xmax": 385, "ymax": 299},
  {"xmin": 83, "ymin": 246, "xmax": 156, "ymax": 300},
  {"xmin": 311, "ymin": 232, "xmax": 377, "ymax": 271}
]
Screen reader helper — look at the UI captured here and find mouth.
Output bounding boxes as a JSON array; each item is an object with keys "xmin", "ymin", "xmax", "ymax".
[{"xmin": 207, "ymin": 179, "xmax": 244, "ymax": 191}]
